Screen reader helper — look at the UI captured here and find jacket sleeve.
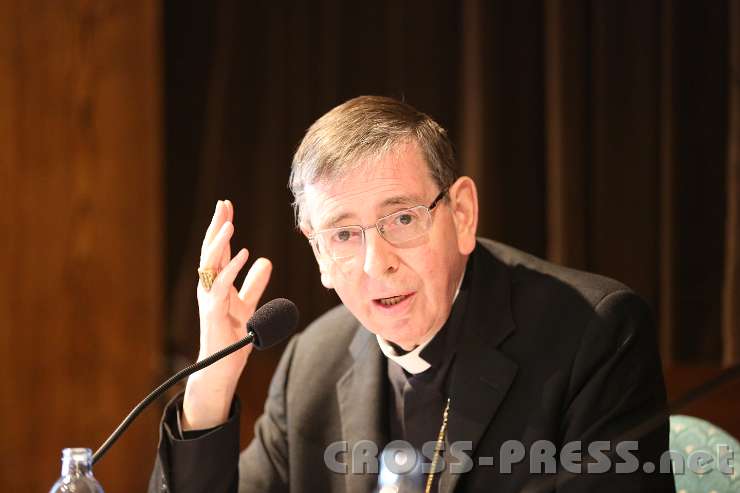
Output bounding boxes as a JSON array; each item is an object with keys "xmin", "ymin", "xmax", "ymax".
[
  {"xmin": 148, "ymin": 392, "xmax": 241, "ymax": 493},
  {"xmin": 148, "ymin": 334, "xmax": 301, "ymax": 493},
  {"xmin": 549, "ymin": 289, "xmax": 676, "ymax": 492},
  {"xmin": 236, "ymin": 334, "xmax": 301, "ymax": 493}
]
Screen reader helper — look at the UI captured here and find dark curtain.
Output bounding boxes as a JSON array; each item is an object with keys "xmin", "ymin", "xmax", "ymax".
[{"xmin": 163, "ymin": 0, "xmax": 740, "ymax": 441}]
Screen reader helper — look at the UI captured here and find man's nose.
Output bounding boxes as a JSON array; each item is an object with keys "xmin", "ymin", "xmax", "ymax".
[{"xmin": 363, "ymin": 228, "xmax": 399, "ymax": 278}]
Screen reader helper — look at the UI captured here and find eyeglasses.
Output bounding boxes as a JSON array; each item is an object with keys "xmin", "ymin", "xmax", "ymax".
[{"xmin": 308, "ymin": 189, "xmax": 448, "ymax": 261}]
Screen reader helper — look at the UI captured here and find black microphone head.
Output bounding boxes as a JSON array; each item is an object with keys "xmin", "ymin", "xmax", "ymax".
[{"xmin": 247, "ymin": 298, "xmax": 300, "ymax": 350}]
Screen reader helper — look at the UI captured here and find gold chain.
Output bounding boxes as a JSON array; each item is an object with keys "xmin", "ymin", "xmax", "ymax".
[{"xmin": 424, "ymin": 397, "xmax": 451, "ymax": 493}]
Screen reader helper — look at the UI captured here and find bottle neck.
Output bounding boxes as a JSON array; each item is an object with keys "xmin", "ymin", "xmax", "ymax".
[{"xmin": 60, "ymin": 448, "xmax": 94, "ymax": 477}]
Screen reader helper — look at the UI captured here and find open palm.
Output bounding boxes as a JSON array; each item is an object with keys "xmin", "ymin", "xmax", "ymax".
[{"xmin": 183, "ymin": 199, "xmax": 272, "ymax": 430}]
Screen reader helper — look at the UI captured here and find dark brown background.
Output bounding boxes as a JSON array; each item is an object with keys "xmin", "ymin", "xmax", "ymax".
[{"xmin": 2, "ymin": 1, "xmax": 739, "ymax": 491}]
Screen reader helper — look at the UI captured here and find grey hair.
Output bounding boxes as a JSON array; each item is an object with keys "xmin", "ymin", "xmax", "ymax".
[{"xmin": 289, "ymin": 95, "xmax": 459, "ymax": 227}]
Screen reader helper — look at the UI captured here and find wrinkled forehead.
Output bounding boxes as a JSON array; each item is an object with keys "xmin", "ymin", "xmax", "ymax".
[{"xmin": 301, "ymin": 144, "xmax": 437, "ymax": 231}]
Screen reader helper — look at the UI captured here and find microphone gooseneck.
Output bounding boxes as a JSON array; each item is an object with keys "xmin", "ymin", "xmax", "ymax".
[{"xmin": 91, "ymin": 298, "xmax": 299, "ymax": 465}]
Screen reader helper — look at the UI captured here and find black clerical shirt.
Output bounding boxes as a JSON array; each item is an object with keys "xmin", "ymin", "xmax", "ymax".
[{"xmin": 383, "ymin": 260, "xmax": 471, "ymax": 492}]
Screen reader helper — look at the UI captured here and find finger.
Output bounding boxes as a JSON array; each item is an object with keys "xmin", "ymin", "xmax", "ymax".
[
  {"xmin": 219, "ymin": 200, "xmax": 234, "ymax": 269},
  {"xmin": 219, "ymin": 238, "xmax": 232, "ymax": 271},
  {"xmin": 211, "ymin": 248, "xmax": 249, "ymax": 296},
  {"xmin": 227, "ymin": 287, "xmax": 252, "ymax": 328},
  {"xmin": 224, "ymin": 199, "xmax": 234, "ymax": 222},
  {"xmin": 201, "ymin": 221, "xmax": 235, "ymax": 269},
  {"xmin": 201, "ymin": 200, "xmax": 226, "ymax": 255},
  {"xmin": 239, "ymin": 257, "xmax": 272, "ymax": 309}
]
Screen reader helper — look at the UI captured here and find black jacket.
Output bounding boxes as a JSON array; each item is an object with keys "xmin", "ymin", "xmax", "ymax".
[{"xmin": 150, "ymin": 239, "xmax": 675, "ymax": 492}]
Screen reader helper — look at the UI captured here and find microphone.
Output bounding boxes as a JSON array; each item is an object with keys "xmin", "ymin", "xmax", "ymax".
[
  {"xmin": 91, "ymin": 298, "xmax": 299, "ymax": 465},
  {"xmin": 249, "ymin": 297, "xmax": 300, "ymax": 349}
]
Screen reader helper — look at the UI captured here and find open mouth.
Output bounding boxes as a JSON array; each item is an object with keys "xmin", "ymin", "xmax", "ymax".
[{"xmin": 374, "ymin": 293, "xmax": 413, "ymax": 307}]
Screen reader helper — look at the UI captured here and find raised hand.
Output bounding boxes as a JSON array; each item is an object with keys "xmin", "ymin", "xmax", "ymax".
[{"xmin": 182, "ymin": 200, "xmax": 272, "ymax": 430}]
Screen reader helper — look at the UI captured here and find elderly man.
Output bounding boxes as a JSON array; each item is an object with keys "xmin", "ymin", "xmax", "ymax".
[{"xmin": 150, "ymin": 96, "xmax": 675, "ymax": 492}]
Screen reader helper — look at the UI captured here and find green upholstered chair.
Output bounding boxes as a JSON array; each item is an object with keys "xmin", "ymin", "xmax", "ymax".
[{"xmin": 669, "ymin": 415, "xmax": 740, "ymax": 493}]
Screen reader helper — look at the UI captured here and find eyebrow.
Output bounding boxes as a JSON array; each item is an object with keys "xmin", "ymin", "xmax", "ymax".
[{"xmin": 319, "ymin": 193, "xmax": 426, "ymax": 230}]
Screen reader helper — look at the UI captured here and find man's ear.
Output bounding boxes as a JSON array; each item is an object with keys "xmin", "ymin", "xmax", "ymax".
[
  {"xmin": 448, "ymin": 176, "xmax": 478, "ymax": 255},
  {"xmin": 301, "ymin": 225, "xmax": 335, "ymax": 289}
]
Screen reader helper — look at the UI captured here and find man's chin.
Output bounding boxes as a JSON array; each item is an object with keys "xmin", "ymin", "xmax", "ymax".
[{"xmin": 374, "ymin": 328, "xmax": 427, "ymax": 352}]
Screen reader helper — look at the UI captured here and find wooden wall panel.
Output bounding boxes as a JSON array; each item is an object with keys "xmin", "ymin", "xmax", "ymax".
[{"xmin": 0, "ymin": 1, "xmax": 163, "ymax": 491}]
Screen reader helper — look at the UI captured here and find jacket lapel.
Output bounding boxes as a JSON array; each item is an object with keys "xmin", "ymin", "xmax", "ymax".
[
  {"xmin": 336, "ymin": 327, "xmax": 386, "ymax": 493},
  {"xmin": 440, "ymin": 242, "xmax": 519, "ymax": 493},
  {"xmin": 334, "ymin": 242, "xmax": 520, "ymax": 493}
]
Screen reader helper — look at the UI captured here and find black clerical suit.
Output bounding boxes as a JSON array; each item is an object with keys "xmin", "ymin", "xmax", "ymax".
[{"xmin": 149, "ymin": 238, "xmax": 676, "ymax": 492}]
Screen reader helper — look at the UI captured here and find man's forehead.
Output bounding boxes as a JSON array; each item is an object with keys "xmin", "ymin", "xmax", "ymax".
[{"xmin": 303, "ymin": 149, "xmax": 435, "ymax": 230}]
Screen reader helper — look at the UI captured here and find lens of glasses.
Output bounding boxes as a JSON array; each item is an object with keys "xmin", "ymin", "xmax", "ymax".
[
  {"xmin": 319, "ymin": 226, "xmax": 364, "ymax": 259},
  {"xmin": 378, "ymin": 206, "xmax": 432, "ymax": 245}
]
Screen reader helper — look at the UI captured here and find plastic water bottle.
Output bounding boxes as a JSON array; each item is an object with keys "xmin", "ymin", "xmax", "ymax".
[{"xmin": 49, "ymin": 448, "xmax": 104, "ymax": 492}]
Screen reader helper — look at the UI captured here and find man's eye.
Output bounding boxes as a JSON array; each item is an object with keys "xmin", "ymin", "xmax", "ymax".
[
  {"xmin": 396, "ymin": 213, "xmax": 414, "ymax": 226},
  {"xmin": 333, "ymin": 229, "xmax": 354, "ymax": 242}
]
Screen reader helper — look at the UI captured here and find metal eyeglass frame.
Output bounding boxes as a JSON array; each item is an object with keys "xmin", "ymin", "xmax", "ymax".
[{"xmin": 307, "ymin": 187, "xmax": 449, "ymax": 260}]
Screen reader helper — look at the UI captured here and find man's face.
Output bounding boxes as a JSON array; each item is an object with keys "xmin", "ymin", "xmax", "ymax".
[{"xmin": 302, "ymin": 141, "xmax": 478, "ymax": 350}]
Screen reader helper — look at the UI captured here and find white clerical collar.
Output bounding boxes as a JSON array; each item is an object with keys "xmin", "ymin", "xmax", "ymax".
[
  {"xmin": 376, "ymin": 331, "xmax": 435, "ymax": 374},
  {"xmin": 376, "ymin": 267, "xmax": 466, "ymax": 375}
]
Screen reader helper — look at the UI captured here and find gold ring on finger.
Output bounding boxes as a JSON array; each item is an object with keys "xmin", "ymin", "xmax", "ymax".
[{"xmin": 197, "ymin": 267, "xmax": 219, "ymax": 291}]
